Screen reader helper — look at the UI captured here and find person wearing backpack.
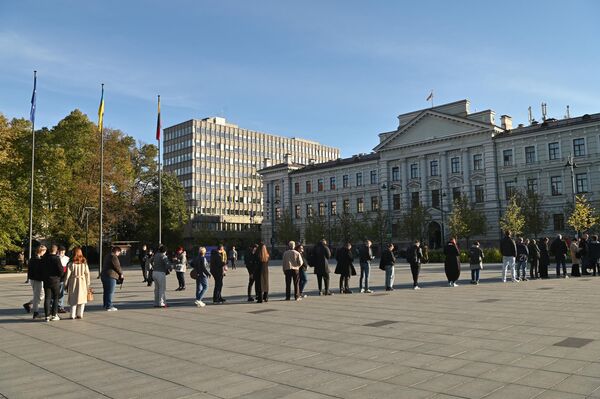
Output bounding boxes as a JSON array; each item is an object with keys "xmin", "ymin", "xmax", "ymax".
[
  {"xmin": 469, "ymin": 241, "xmax": 484, "ymax": 284},
  {"xmin": 406, "ymin": 240, "xmax": 423, "ymax": 290},
  {"xmin": 358, "ymin": 240, "xmax": 374, "ymax": 293}
]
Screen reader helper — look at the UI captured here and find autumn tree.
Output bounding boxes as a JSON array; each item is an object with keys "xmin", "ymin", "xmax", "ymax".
[
  {"xmin": 568, "ymin": 195, "xmax": 599, "ymax": 235},
  {"xmin": 398, "ymin": 204, "xmax": 431, "ymax": 242},
  {"xmin": 276, "ymin": 209, "xmax": 300, "ymax": 244},
  {"xmin": 499, "ymin": 196, "xmax": 525, "ymax": 236}
]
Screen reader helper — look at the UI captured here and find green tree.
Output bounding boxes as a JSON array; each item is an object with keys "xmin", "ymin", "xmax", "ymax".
[
  {"xmin": 568, "ymin": 195, "xmax": 599, "ymax": 235},
  {"xmin": 276, "ymin": 210, "xmax": 300, "ymax": 244},
  {"xmin": 398, "ymin": 204, "xmax": 431, "ymax": 242},
  {"xmin": 304, "ymin": 215, "xmax": 328, "ymax": 245},
  {"xmin": 518, "ymin": 189, "xmax": 548, "ymax": 238},
  {"xmin": 366, "ymin": 209, "xmax": 389, "ymax": 246},
  {"xmin": 331, "ymin": 212, "xmax": 360, "ymax": 244},
  {"xmin": 499, "ymin": 196, "xmax": 525, "ymax": 236},
  {"xmin": 448, "ymin": 195, "xmax": 487, "ymax": 246}
]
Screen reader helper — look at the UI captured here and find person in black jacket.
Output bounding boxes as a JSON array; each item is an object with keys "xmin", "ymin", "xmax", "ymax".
[
  {"xmin": 313, "ymin": 239, "xmax": 333, "ymax": 295},
  {"xmin": 244, "ymin": 244, "xmax": 258, "ymax": 302},
  {"xmin": 444, "ymin": 238, "xmax": 461, "ymax": 287},
  {"xmin": 379, "ymin": 243, "xmax": 396, "ymax": 291},
  {"xmin": 210, "ymin": 248, "xmax": 227, "ymax": 303},
  {"xmin": 550, "ymin": 234, "xmax": 569, "ymax": 278},
  {"xmin": 588, "ymin": 235, "xmax": 600, "ymax": 276},
  {"xmin": 580, "ymin": 233, "xmax": 590, "ymax": 275},
  {"xmin": 528, "ymin": 239, "xmax": 541, "ymax": 279},
  {"xmin": 23, "ymin": 245, "xmax": 47, "ymax": 319},
  {"xmin": 500, "ymin": 230, "xmax": 518, "ymax": 283},
  {"xmin": 191, "ymin": 247, "xmax": 211, "ymax": 307},
  {"xmin": 539, "ymin": 237, "xmax": 550, "ymax": 278},
  {"xmin": 516, "ymin": 238, "xmax": 529, "ymax": 281},
  {"xmin": 358, "ymin": 240, "xmax": 374, "ymax": 293},
  {"xmin": 407, "ymin": 240, "xmax": 424, "ymax": 290},
  {"xmin": 42, "ymin": 245, "xmax": 65, "ymax": 321},
  {"xmin": 334, "ymin": 242, "xmax": 356, "ymax": 294}
]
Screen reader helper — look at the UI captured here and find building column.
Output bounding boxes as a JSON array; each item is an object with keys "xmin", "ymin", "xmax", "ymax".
[
  {"xmin": 440, "ymin": 151, "xmax": 448, "ymax": 192},
  {"xmin": 401, "ymin": 159, "xmax": 409, "ymax": 210},
  {"xmin": 420, "ymin": 156, "xmax": 428, "ymax": 207},
  {"xmin": 462, "ymin": 148, "xmax": 470, "ymax": 200}
]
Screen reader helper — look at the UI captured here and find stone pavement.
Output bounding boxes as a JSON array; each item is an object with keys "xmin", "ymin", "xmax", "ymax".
[{"xmin": 2, "ymin": 262, "xmax": 600, "ymax": 399}]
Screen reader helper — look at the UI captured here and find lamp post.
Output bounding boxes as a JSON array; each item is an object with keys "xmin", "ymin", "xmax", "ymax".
[
  {"xmin": 324, "ymin": 203, "xmax": 332, "ymax": 244},
  {"xmin": 440, "ymin": 191, "xmax": 447, "ymax": 247},
  {"xmin": 83, "ymin": 207, "xmax": 97, "ymax": 260},
  {"xmin": 565, "ymin": 154, "xmax": 578, "ymax": 206},
  {"xmin": 382, "ymin": 183, "xmax": 400, "ymax": 246}
]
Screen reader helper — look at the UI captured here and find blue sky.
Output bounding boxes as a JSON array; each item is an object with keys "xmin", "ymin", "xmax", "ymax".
[{"xmin": 1, "ymin": 0, "xmax": 599, "ymax": 157}]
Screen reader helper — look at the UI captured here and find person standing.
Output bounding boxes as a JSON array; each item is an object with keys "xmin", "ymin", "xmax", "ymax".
[
  {"xmin": 407, "ymin": 240, "xmax": 424, "ymax": 290},
  {"xmin": 380, "ymin": 243, "xmax": 396, "ymax": 291},
  {"xmin": 173, "ymin": 246, "xmax": 187, "ymax": 291},
  {"xmin": 65, "ymin": 247, "xmax": 90, "ymax": 319},
  {"xmin": 469, "ymin": 241, "xmax": 484, "ymax": 284},
  {"xmin": 101, "ymin": 246, "xmax": 123, "ymax": 311},
  {"xmin": 500, "ymin": 230, "xmax": 518, "ymax": 283},
  {"xmin": 528, "ymin": 239, "xmax": 540, "ymax": 279},
  {"xmin": 191, "ymin": 247, "xmax": 211, "ymax": 307},
  {"xmin": 256, "ymin": 243, "xmax": 270, "ymax": 302},
  {"xmin": 139, "ymin": 244, "xmax": 148, "ymax": 282},
  {"xmin": 228, "ymin": 246, "xmax": 238, "ymax": 270},
  {"xmin": 550, "ymin": 234, "xmax": 569, "ymax": 278},
  {"xmin": 580, "ymin": 233, "xmax": 590, "ymax": 275},
  {"xmin": 57, "ymin": 246, "xmax": 69, "ymax": 314},
  {"xmin": 516, "ymin": 238, "xmax": 529, "ymax": 281},
  {"xmin": 210, "ymin": 248, "xmax": 227, "ymax": 303},
  {"xmin": 539, "ymin": 237, "xmax": 550, "ymax": 279},
  {"xmin": 244, "ymin": 244, "xmax": 258, "ymax": 301},
  {"xmin": 587, "ymin": 235, "xmax": 600, "ymax": 276},
  {"xmin": 334, "ymin": 242, "xmax": 356, "ymax": 294},
  {"xmin": 17, "ymin": 251, "xmax": 25, "ymax": 273},
  {"xmin": 152, "ymin": 245, "xmax": 171, "ymax": 307},
  {"xmin": 296, "ymin": 243, "xmax": 309, "ymax": 298},
  {"xmin": 313, "ymin": 239, "xmax": 333, "ymax": 295},
  {"xmin": 282, "ymin": 241, "xmax": 303, "ymax": 300},
  {"xmin": 358, "ymin": 240, "xmax": 374, "ymax": 293},
  {"xmin": 145, "ymin": 248, "xmax": 154, "ymax": 287},
  {"xmin": 23, "ymin": 245, "xmax": 47, "ymax": 319},
  {"xmin": 444, "ymin": 238, "xmax": 461, "ymax": 287},
  {"xmin": 570, "ymin": 238, "xmax": 581, "ymax": 277},
  {"xmin": 42, "ymin": 245, "xmax": 64, "ymax": 321}
]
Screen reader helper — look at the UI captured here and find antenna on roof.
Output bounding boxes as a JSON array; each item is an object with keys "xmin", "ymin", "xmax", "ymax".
[
  {"xmin": 528, "ymin": 106, "xmax": 533, "ymax": 124},
  {"xmin": 565, "ymin": 105, "xmax": 571, "ymax": 119},
  {"xmin": 541, "ymin": 102, "xmax": 547, "ymax": 121}
]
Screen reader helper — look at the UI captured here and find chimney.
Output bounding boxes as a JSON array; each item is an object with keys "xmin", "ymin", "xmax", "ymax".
[
  {"xmin": 501, "ymin": 115, "xmax": 513, "ymax": 130},
  {"xmin": 284, "ymin": 153, "xmax": 292, "ymax": 164},
  {"xmin": 263, "ymin": 157, "xmax": 271, "ymax": 168}
]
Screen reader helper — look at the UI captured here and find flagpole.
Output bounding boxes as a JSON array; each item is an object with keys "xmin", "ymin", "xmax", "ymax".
[
  {"xmin": 27, "ymin": 71, "xmax": 37, "ymax": 263},
  {"xmin": 98, "ymin": 83, "xmax": 105, "ymax": 278},
  {"xmin": 157, "ymin": 95, "xmax": 162, "ymax": 246},
  {"xmin": 430, "ymin": 89, "xmax": 434, "ymax": 108}
]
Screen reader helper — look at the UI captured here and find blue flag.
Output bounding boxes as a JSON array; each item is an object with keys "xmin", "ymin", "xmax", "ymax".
[{"xmin": 30, "ymin": 72, "xmax": 37, "ymax": 125}]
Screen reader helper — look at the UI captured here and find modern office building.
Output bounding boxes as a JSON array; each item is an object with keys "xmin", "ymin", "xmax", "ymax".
[
  {"xmin": 260, "ymin": 100, "xmax": 600, "ymax": 247},
  {"xmin": 163, "ymin": 117, "xmax": 339, "ymax": 234}
]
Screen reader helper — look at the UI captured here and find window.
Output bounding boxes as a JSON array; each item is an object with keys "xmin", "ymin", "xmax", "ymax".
[
  {"xmin": 294, "ymin": 182, "xmax": 300, "ymax": 195},
  {"xmin": 294, "ymin": 205, "xmax": 300, "ymax": 219},
  {"xmin": 274, "ymin": 184, "xmax": 280, "ymax": 199},
  {"xmin": 573, "ymin": 138, "xmax": 586, "ymax": 157},
  {"xmin": 371, "ymin": 196, "xmax": 379, "ymax": 211},
  {"xmin": 318, "ymin": 202, "xmax": 326, "ymax": 217},
  {"xmin": 452, "ymin": 187, "xmax": 461, "ymax": 202},
  {"xmin": 451, "ymin": 157, "xmax": 460, "ymax": 173},
  {"xmin": 410, "ymin": 163, "xmax": 419, "ymax": 179},
  {"xmin": 576, "ymin": 173, "xmax": 589, "ymax": 193},
  {"xmin": 525, "ymin": 146, "xmax": 536, "ymax": 164},
  {"xmin": 305, "ymin": 181, "xmax": 311, "ymax": 193},
  {"xmin": 317, "ymin": 178, "xmax": 324, "ymax": 192},
  {"xmin": 330, "ymin": 176, "xmax": 336, "ymax": 190},
  {"xmin": 411, "ymin": 192, "xmax": 420, "ymax": 208},
  {"xmin": 431, "ymin": 189, "xmax": 440, "ymax": 209},
  {"xmin": 370, "ymin": 170, "xmax": 377, "ymax": 184},
  {"xmin": 527, "ymin": 178, "xmax": 538, "ymax": 194},
  {"xmin": 356, "ymin": 172, "xmax": 363, "ymax": 187},
  {"xmin": 430, "ymin": 160, "xmax": 439, "ymax": 177},
  {"xmin": 475, "ymin": 185, "xmax": 484, "ymax": 203},
  {"xmin": 553, "ymin": 214, "xmax": 565, "ymax": 231},
  {"xmin": 393, "ymin": 193, "xmax": 401, "ymax": 210},
  {"xmin": 343, "ymin": 199, "xmax": 350, "ymax": 213},
  {"xmin": 342, "ymin": 174, "xmax": 349, "ymax": 188},
  {"xmin": 551, "ymin": 176, "xmax": 563, "ymax": 196},
  {"xmin": 548, "ymin": 142, "xmax": 560, "ymax": 160},
  {"xmin": 306, "ymin": 204, "xmax": 313, "ymax": 217},
  {"xmin": 357, "ymin": 197, "xmax": 364, "ymax": 213},
  {"xmin": 473, "ymin": 154, "xmax": 483, "ymax": 171},
  {"xmin": 330, "ymin": 201, "xmax": 337, "ymax": 216},
  {"xmin": 505, "ymin": 181, "xmax": 516, "ymax": 200},
  {"xmin": 391, "ymin": 167, "xmax": 400, "ymax": 181},
  {"xmin": 503, "ymin": 149, "xmax": 513, "ymax": 166}
]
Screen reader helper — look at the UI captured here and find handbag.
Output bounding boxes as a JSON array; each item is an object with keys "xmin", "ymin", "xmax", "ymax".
[
  {"xmin": 87, "ymin": 288, "xmax": 94, "ymax": 302},
  {"xmin": 190, "ymin": 268, "xmax": 198, "ymax": 280}
]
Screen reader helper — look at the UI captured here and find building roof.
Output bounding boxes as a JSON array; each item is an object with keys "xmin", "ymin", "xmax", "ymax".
[
  {"xmin": 495, "ymin": 113, "xmax": 600, "ymax": 138},
  {"xmin": 289, "ymin": 152, "xmax": 380, "ymax": 175},
  {"xmin": 257, "ymin": 162, "xmax": 305, "ymax": 174}
]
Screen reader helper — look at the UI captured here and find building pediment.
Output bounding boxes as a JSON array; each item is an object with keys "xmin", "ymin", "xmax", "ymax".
[{"xmin": 374, "ymin": 110, "xmax": 493, "ymax": 152}]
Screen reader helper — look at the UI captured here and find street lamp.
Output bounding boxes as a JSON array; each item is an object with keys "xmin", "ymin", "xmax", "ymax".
[
  {"xmin": 565, "ymin": 154, "xmax": 578, "ymax": 206},
  {"xmin": 83, "ymin": 207, "xmax": 97, "ymax": 260},
  {"xmin": 324, "ymin": 203, "xmax": 332, "ymax": 244},
  {"xmin": 382, "ymin": 183, "xmax": 400, "ymax": 245},
  {"xmin": 439, "ymin": 191, "xmax": 447, "ymax": 246}
]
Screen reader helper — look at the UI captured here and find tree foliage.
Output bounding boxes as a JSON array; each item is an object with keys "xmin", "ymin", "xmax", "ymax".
[
  {"xmin": 448, "ymin": 195, "xmax": 487, "ymax": 244},
  {"xmin": 275, "ymin": 209, "xmax": 300, "ymax": 244},
  {"xmin": 517, "ymin": 189, "xmax": 548, "ymax": 238},
  {"xmin": 304, "ymin": 215, "xmax": 328, "ymax": 245},
  {"xmin": 568, "ymin": 195, "xmax": 599, "ymax": 234},
  {"xmin": 398, "ymin": 204, "xmax": 431, "ymax": 242},
  {"xmin": 499, "ymin": 196, "xmax": 525, "ymax": 236}
]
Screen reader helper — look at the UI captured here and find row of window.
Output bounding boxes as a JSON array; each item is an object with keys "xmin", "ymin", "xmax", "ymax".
[
  {"xmin": 505, "ymin": 173, "xmax": 589, "ymax": 198},
  {"xmin": 390, "ymin": 154, "xmax": 484, "ymax": 180},
  {"xmin": 289, "ymin": 171, "xmax": 378, "ymax": 195},
  {"xmin": 503, "ymin": 138, "xmax": 587, "ymax": 166},
  {"xmin": 287, "ymin": 196, "xmax": 381, "ymax": 219}
]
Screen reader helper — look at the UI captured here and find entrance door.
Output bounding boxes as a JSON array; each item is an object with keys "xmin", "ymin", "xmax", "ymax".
[{"xmin": 428, "ymin": 221, "xmax": 442, "ymax": 249}]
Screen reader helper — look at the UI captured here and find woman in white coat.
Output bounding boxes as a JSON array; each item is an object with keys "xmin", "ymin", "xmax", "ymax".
[{"xmin": 65, "ymin": 247, "xmax": 91, "ymax": 319}]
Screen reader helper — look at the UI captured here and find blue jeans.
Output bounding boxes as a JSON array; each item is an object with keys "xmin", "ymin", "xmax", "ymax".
[
  {"xmin": 299, "ymin": 268, "xmax": 308, "ymax": 293},
  {"xmin": 58, "ymin": 281, "xmax": 65, "ymax": 308},
  {"xmin": 359, "ymin": 262, "xmax": 370, "ymax": 290},
  {"xmin": 471, "ymin": 269, "xmax": 480, "ymax": 281},
  {"xmin": 556, "ymin": 259, "xmax": 567, "ymax": 276},
  {"xmin": 385, "ymin": 264, "xmax": 395, "ymax": 289},
  {"xmin": 516, "ymin": 260, "xmax": 528, "ymax": 279},
  {"xmin": 101, "ymin": 275, "xmax": 116, "ymax": 309},
  {"xmin": 196, "ymin": 275, "xmax": 209, "ymax": 301}
]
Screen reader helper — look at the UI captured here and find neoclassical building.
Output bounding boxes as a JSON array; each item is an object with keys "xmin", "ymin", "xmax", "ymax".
[{"xmin": 259, "ymin": 100, "xmax": 600, "ymax": 247}]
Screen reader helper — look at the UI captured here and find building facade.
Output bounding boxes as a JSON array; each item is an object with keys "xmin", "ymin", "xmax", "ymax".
[
  {"xmin": 163, "ymin": 117, "xmax": 339, "ymax": 234},
  {"xmin": 260, "ymin": 100, "xmax": 600, "ymax": 248}
]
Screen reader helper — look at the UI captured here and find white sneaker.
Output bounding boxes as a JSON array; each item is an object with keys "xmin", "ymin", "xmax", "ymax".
[
  {"xmin": 365, "ymin": 289, "xmax": 373, "ymax": 293},
  {"xmin": 50, "ymin": 315, "xmax": 60, "ymax": 321},
  {"xmin": 413, "ymin": 286, "xmax": 421, "ymax": 290},
  {"xmin": 503, "ymin": 279, "xmax": 507, "ymax": 283},
  {"xmin": 512, "ymin": 279, "xmax": 519, "ymax": 283},
  {"xmin": 106, "ymin": 307, "xmax": 118, "ymax": 312},
  {"xmin": 296, "ymin": 297, "xmax": 303, "ymax": 301},
  {"xmin": 360, "ymin": 289, "xmax": 365, "ymax": 293},
  {"xmin": 195, "ymin": 300, "xmax": 206, "ymax": 307},
  {"xmin": 453, "ymin": 282, "xmax": 459, "ymax": 287},
  {"xmin": 449, "ymin": 282, "xmax": 454, "ymax": 287}
]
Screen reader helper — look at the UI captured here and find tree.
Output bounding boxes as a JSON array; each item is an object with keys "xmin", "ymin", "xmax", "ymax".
[
  {"xmin": 331, "ymin": 212, "xmax": 361, "ymax": 245},
  {"xmin": 568, "ymin": 195, "xmax": 599, "ymax": 235},
  {"xmin": 448, "ymin": 195, "xmax": 487, "ymax": 246},
  {"xmin": 275, "ymin": 210, "xmax": 300, "ymax": 244},
  {"xmin": 365, "ymin": 209, "xmax": 389, "ymax": 247},
  {"xmin": 518, "ymin": 189, "xmax": 548, "ymax": 238},
  {"xmin": 398, "ymin": 204, "xmax": 431, "ymax": 242},
  {"xmin": 304, "ymin": 215, "xmax": 328, "ymax": 244},
  {"xmin": 499, "ymin": 196, "xmax": 525, "ymax": 236}
]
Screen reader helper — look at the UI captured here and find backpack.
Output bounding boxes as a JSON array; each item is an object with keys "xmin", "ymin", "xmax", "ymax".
[{"xmin": 469, "ymin": 247, "xmax": 482, "ymax": 264}]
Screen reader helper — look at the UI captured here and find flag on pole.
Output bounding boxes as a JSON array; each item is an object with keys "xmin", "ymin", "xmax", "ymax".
[
  {"xmin": 156, "ymin": 95, "xmax": 161, "ymax": 141},
  {"xmin": 30, "ymin": 71, "xmax": 37, "ymax": 124},
  {"xmin": 426, "ymin": 90, "xmax": 433, "ymax": 102},
  {"xmin": 98, "ymin": 85, "xmax": 105, "ymax": 132}
]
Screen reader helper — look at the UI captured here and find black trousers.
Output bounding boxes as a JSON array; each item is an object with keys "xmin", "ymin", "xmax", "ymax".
[
  {"xmin": 539, "ymin": 262, "xmax": 549, "ymax": 278},
  {"xmin": 284, "ymin": 269, "xmax": 300, "ymax": 299},
  {"xmin": 247, "ymin": 274, "xmax": 255, "ymax": 298},
  {"xmin": 253, "ymin": 268, "xmax": 262, "ymax": 301},
  {"xmin": 409, "ymin": 262, "xmax": 421, "ymax": 286},
  {"xmin": 316, "ymin": 273, "xmax": 330, "ymax": 293},
  {"xmin": 44, "ymin": 279, "xmax": 60, "ymax": 317},
  {"xmin": 212, "ymin": 273, "xmax": 223, "ymax": 302},
  {"xmin": 176, "ymin": 271, "xmax": 185, "ymax": 288},
  {"xmin": 140, "ymin": 263, "xmax": 147, "ymax": 281},
  {"xmin": 530, "ymin": 259, "xmax": 539, "ymax": 278}
]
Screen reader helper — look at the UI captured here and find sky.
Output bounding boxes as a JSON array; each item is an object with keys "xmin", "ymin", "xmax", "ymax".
[{"xmin": 1, "ymin": 0, "xmax": 599, "ymax": 157}]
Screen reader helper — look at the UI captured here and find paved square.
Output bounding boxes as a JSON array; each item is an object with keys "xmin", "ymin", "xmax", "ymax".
[{"xmin": 2, "ymin": 262, "xmax": 600, "ymax": 398}]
